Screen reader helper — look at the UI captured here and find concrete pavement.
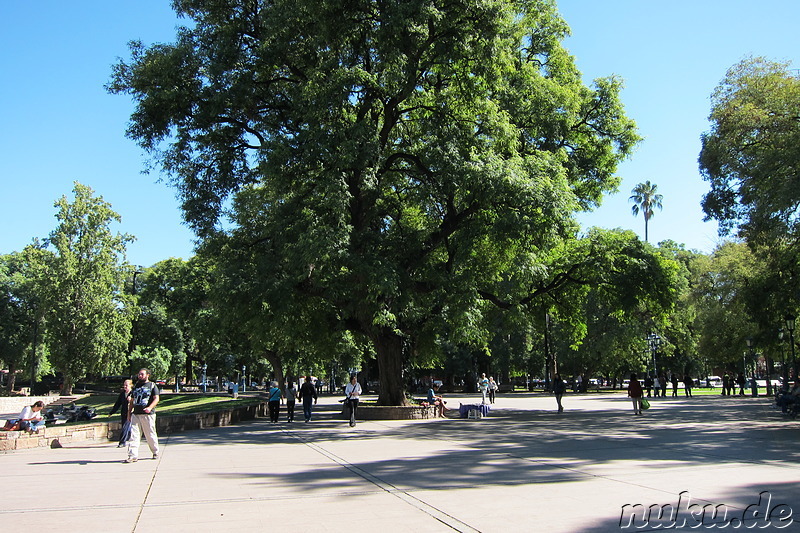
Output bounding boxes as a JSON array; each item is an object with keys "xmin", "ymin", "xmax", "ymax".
[{"xmin": 2, "ymin": 392, "xmax": 798, "ymax": 532}]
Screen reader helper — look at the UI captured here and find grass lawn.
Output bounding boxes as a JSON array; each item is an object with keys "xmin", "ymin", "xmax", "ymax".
[{"xmin": 66, "ymin": 393, "xmax": 263, "ymax": 422}]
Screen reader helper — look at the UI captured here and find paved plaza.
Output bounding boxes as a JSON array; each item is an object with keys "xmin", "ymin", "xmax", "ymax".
[{"xmin": 2, "ymin": 392, "xmax": 798, "ymax": 532}]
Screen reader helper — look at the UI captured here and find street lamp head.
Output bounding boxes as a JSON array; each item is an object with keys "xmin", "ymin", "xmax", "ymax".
[
  {"xmin": 746, "ymin": 337, "xmax": 753, "ymax": 348},
  {"xmin": 786, "ymin": 314, "xmax": 796, "ymax": 333},
  {"xmin": 779, "ymin": 328, "xmax": 784, "ymax": 341}
]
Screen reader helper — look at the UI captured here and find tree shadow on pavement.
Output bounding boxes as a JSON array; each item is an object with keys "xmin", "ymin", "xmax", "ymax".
[{"xmin": 160, "ymin": 395, "xmax": 800, "ymax": 497}]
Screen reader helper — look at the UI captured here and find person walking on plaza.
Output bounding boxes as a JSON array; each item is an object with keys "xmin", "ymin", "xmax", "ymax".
[
  {"xmin": 553, "ymin": 373, "xmax": 566, "ymax": 413},
  {"xmin": 109, "ymin": 379, "xmax": 134, "ymax": 447},
  {"xmin": 737, "ymin": 372, "xmax": 746, "ymax": 396},
  {"xmin": 298, "ymin": 375, "xmax": 318, "ymax": 422},
  {"xmin": 285, "ymin": 381, "xmax": 297, "ymax": 422},
  {"xmin": 267, "ymin": 381, "xmax": 282, "ymax": 423},
  {"xmin": 627, "ymin": 373, "xmax": 644, "ymax": 415},
  {"xmin": 722, "ymin": 373, "xmax": 730, "ymax": 396},
  {"xmin": 671, "ymin": 374, "xmax": 679, "ymax": 397},
  {"xmin": 126, "ymin": 368, "xmax": 160, "ymax": 463},
  {"xmin": 344, "ymin": 375, "xmax": 362, "ymax": 427},
  {"xmin": 652, "ymin": 375, "xmax": 660, "ymax": 398},
  {"xmin": 478, "ymin": 373, "xmax": 490, "ymax": 404},
  {"xmin": 644, "ymin": 375, "xmax": 653, "ymax": 397},
  {"xmin": 683, "ymin": 374, "xmax": 693, "ymax": 397},
  {"xmin": 488, "ymin": 377, "xmax": 498, "ymax": 404}
]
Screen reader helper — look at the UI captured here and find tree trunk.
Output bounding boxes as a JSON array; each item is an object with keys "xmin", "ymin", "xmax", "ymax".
[
  {"xmin": 61, "ymin": 375, "xmax": 74, "ymax": 396},
  {"xmin": 264, "ymin": 350, "xmax": 284, "ymax": 389},
  {"xmin": 185, "ymin": 354, "xmax": 194, "ymax": 385},
  {"xmin": 7, "ymin": 363, "xmax": 17, "ymax": 393},
  {"xmin": 373, "ymin": 330, "xmax": 410, "ymax": 406}
]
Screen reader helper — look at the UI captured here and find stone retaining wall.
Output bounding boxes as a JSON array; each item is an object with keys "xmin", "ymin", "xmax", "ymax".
[{"xmin": 0, "ymin": 401, "xmax": 268, "ymax": 453}]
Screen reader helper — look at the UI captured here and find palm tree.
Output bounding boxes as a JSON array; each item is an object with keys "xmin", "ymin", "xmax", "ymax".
[{"xmin": 629, "ymin": 181, "xmax": 663, "ymax": 242}]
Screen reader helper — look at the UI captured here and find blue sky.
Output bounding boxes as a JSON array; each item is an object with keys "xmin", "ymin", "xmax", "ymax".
[{"xmin": 1, "ymin": 1, "xmax": 798, "ymax": 267}]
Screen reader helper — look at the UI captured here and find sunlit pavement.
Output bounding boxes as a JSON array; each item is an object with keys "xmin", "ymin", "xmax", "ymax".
[{"xmin": 2, "ymin": 392, "xmax": 798, "ymax": 532}]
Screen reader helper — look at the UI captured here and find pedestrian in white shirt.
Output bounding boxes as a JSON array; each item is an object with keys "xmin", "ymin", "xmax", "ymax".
[{"xmin": 344, "ymin": 376, "xmax": 362, "ymax": 427}]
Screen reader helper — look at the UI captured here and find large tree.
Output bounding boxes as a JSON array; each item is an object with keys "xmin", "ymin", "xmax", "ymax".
[
  {"xmin": 699, "ymin": 56, "xmax": 800, "ymax": 338},
  {"xmin": 110, "ymin": 0, "xmax": 639, "ymax": 404},
  {"xmin": 39, "ymin": 183, "xmax": 135, "ymax": 394}
]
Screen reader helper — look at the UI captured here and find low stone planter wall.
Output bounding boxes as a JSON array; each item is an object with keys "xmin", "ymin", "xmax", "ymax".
[
  {"xmin": 0, "ymin": 422, "xmax": 109, "ymax": 451},
  {"xmin": 352, "ymin": 405, "xmax": 437, "ymax": 420},
  {"xmin": 0, "ymin": 401, "xmax": 268, "ymax": 453}
]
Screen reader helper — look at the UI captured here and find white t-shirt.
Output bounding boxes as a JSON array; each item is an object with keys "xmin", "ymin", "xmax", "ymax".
[
  {"xmin": 19, "ymin": 406, "xmax": 43, "ymax": 421},
  {"xmin": 345, "ymin": 382, "xmax": 362, "ymax": 399}
]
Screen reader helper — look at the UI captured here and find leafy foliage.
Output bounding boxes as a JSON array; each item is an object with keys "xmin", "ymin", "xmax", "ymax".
[
  {"xmin": 110, "ymin": 1, "xmax": 642, "ymax": 403},
  {"xmin": 37, "ymin": 183, "xmax": 134, "ymax": 393},
  {"xmin": 700, "ymin": 57, "xmax": 800, "ymax": 244}
]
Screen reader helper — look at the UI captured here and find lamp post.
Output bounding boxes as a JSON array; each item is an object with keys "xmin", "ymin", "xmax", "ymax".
[
  {"xmin": 647, "ymin": 333, "xmax": 661, "ymax": 377},
  {"xmin": 201, "ymin": 363, "xmax": 207, "ymax": 394},
  {"xmin": 786, "ymin": 313, "xmax": 796, "ymax": 384},
  {"xmin": 779, "ymin": 329, "xmax": 787, "ymax": 392},
  {"xmin": 746, "ymin": 337, "xmax": 757, "ymax": 396},
  {"xmin": 241, "ymin": 365, "xmax": 247, "ymax": 393}
]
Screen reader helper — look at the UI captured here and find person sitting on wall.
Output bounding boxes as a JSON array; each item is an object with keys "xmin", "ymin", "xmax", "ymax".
[
  {"xmin": 427, "ymin": 384, "xmax": 448, "ymax": 418},
  {"xmin": 18, "ymin": 401, "xmax": 46, "ymax": 433},
  {"xmin": 775, "ymin": 381, "xmax": 800, "ymax": 413}
]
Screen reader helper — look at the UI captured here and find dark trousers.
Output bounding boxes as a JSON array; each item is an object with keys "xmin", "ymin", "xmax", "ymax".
[
  {"xmin": 303, "ymin": 400, "xmax": 314, "ymax": 421},
  {"xmin": 347, "ymin": 398, "xmax": 359, "ymax": 424},
  {"xmin": 268, "ymin": 401, "xmax": 280, "ymax": 422},
  {"xmin": 286, "ymin": 401, "xmax": 295, "ymax": 422}
]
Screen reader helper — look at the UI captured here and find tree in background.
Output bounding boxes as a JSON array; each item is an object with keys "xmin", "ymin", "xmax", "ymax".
[
  {"xmin": 110, "ymin": 0, "xmax": 639, "ymax": 404},
  {"xmin": 700, "ymin": 56, "xmax": 800, "ymax": 320},
  {"xmin": 700, "ymin": 57, "xmax": 800, "ymax": 243},
  {"xmin": 629, "ymin": 181, "xmax": 663, "ymax": 243},
  {"xmin": 38, "ymin": 183, "xmax": 134, "ymax": 394},
  {"xmin": 546, "ymin": 229, "xmax": 679, "ymax": 382},
  {"xmin": 691, "ymin": 242, "xmax": 761, "ymax": 373},
  {"xmin": 0, "ymin": 249, "xmax": 48, "ymax": 392}
]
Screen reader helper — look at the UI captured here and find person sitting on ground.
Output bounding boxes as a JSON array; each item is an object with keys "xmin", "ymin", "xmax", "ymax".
[
  {"xmin": 427, "ymin": 384, "xmax": 448, "ymax": 417},
  {"xmin": 18, "ymin": 401, "xmax": 46, "ymax": 433}
]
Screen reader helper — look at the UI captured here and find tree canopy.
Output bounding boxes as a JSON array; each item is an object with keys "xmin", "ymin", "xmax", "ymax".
[
  {"xmin": 39, "ymin": 183, "xmax": 134, "ymax": 394},
  {"xmin": 700, "ymin": 56, "xmax": 800, "ymax": 244},
  {"xmin": 109, "ymin": 0, "xmax": 641, "ymax": 403}
]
